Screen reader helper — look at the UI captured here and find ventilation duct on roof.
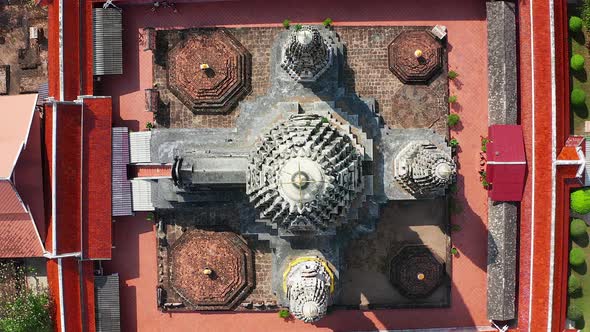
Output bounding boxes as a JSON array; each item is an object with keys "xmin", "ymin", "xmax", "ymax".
[{"xmin": 93, "ymin": 8, "xmax": 123, "ymax": 75}]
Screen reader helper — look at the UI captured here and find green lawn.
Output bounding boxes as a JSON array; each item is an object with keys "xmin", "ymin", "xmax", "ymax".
[
  {"xmin": 570, "ymin": 6, "xmax": 590, "ymax": 135},
  {"xmin": 570, "ymin": 234, "xmax": 590, "ymax": 330}
]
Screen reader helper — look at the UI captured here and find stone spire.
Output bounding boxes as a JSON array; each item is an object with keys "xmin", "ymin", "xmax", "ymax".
[
  {"xmin": 280, "ymin": 26, "xmax": 334, "ymax": 82},
  {"xmin": 246, "ymin": 114, "xmax": 363, "ymax": 234},
  {"xmin": 285, "ymin": 258, "xmax": 333, "ymax": 323},
  {"xmin": 394, "ymin": 140, "xmax": 456, "ymax": 197}
]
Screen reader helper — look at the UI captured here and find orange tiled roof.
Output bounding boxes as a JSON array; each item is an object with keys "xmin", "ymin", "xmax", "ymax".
[{"xmin": 0, "ymin": 180, "xmax": 43, "ymax": 257}]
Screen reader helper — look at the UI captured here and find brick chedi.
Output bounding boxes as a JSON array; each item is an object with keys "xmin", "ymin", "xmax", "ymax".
[
  {"xmin": 167, "ymin": 29, "xmax": 251, "ymax": 113},
  {"xmin": 246, "ymin": 114, "xmax": 364, "ymax": 234},
  {"xmin": 388, "ymin": 30, "xmax": 443, "ymax": 84},
  {"xmin": 168, "ymin": 229, "xmax": 254, "ymax": 310},
  {"xmin": 280, "ymin": 26, "xmax": 335, "ymax": 82},
  {"xmin": 389, "ymin": 245, "xmax": 445, "ymax": 299},
  {"xmin": 285, "ymin": 258, "xmax": 333, "ymax": 323},
  {"xmin": 394, "ymin": 140, "xmax": 456, "ymax": 198}
]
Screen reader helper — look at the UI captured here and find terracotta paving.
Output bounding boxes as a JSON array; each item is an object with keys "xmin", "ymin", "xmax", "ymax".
[{"xmin": 101, "ymin": 1, "xmax": 492, "ymax": 331}]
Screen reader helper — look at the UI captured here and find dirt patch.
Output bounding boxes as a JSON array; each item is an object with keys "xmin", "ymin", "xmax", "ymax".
[{"xmin": 0, "ymin": 0, "xmax": 47, "ymax": 95}]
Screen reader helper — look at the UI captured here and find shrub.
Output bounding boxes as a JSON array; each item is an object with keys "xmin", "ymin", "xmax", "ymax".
[
  {"xmin": 0, "ymin": 262, "xmax": 54, "ymax": 332},
  {"xmin": 294, "ymin": 24, "xmax": 303, "ymax": 31},
  {"xmin": 278, "ymin": 309, "xmax": 290, "ymax": 319},
  {"xmin": 479, "ymin": 170, "xmax": 491, "ymax": 189},
  {"xmin": 282, "ymin": 19, "xmax": 291, "ymax": 29},
  {"xmin": 572, "ymin": 219, "xmax": 588, "ymax": 238},
  {"xmin": 449, "ymin": 138, "xmax": 459, "ymax": 147},
  {"xmin": 569, "ymin": 275, "xmax": 583, "ymax": 295},
  {"xmin": 0, "ymin": 292, "xmax": 53, "ymax": 332},
  {"xmin": 322, "ymin": 18, "xmax": 333, "ymax": 27},
  {"xmin": 146, "ymin": 121, "xmax": 154, "ymax": 130},
  {"xmin": 447, "ymin": 114, "xmax": 460, "ymax": 127},
  {"xmin": 570, "ymin": 247, "xmax": 586, "ymax": 267},
  {"xmin": 481, "ymin": 136, "xmax": 490, "ymax": 152},
  {"xmin": 571, "ymin": 88, "xmax": 586, "ymax": 107},
  {"xmin": 572, "ymin": 188, "xmax": 590, "ymax": 214},
  {"xmin": 450, "ymin": 247, "xmax": 458, "ymax": 255},
  {"xmin": 448, "ymin": 95, "xmax": 458, "ymax": 104},
  {"xmin": 570, "ymin": 16, "xmax": 584, "ymax": 33},
  {"xmin": 571, "ymin": 54, "xmax": 585, "ymax": 71},
  {"xmin": 568, "ymin": 302, "xmax": 584, "ymax": 321},
  {"xmin": 448, "ymin": 70, "xmax": 459, "ymax": 80}
]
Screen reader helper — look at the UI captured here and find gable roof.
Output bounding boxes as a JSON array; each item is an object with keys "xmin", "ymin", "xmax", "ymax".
[
  {"xmin": 486, "ymin": 125, "xmax": 526, "ymax": 202},
  {"xmin": 0, "ymin": 94, "xmax": 38, "ymax": 179}
]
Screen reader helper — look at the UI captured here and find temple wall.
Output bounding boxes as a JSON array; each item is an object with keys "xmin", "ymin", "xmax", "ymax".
[
  {"xmin": 485, "ymin": 1, "xmax": 518, "ymax": 322},
  {"xmin": 487, "ymin": 1, "xmax": 518, "ymax": 125}
]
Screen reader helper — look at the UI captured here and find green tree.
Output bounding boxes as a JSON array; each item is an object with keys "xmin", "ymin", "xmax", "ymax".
[
  {"xmin": 571, "ymin": 218, "xmax": 588, "ymax": 238},
  {"xmin": 0, "ymin": 262, "xmax": 53, "ymax": 332},
  {"xmin": 571, "ymin": 54, "xmax": 585, "ymax": 71},
  {"xmin": 571, "ymin": 88, "xmax": 586, "ymax": 107},
  {"xmin": 572, "ymin": 188, "xmax": 590, "ymax": 214},
  {"xmin": 570, "ymin": 16, "xmax": 584, "ymax": 33},
  {"xmin": 570, "ymin": 247, "xmax": 587, "ymax": 267},
  {"xmin": 568, "ymin": 302, "xmax": 584, "ymax": 321},
  {"xmin": 569, "ymin": 274, "xmax": 583, "ymax": 295},
  {"xmin": 447, "ymin": 114, "xmax": 460, "ymax": 127}
]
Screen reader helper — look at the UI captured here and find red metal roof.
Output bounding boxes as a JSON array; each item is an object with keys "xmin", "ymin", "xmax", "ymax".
[
  {"xmin": 0, "ymin": 180, "xmax": 44, "ymax": 257},
  {"xmin": 486, "ymin": 125, "xmax": 526, "ymax": 202}
]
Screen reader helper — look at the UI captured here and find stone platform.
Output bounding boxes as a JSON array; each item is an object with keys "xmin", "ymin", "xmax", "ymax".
[{"xmin": 153, "ymin": 27, "xmax": 448, "ymax": 135}]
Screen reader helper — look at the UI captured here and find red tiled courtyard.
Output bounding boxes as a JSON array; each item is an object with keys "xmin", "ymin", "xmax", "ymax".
[{"xmin": 101, "ymin": 0, "xmax": 493, "ymax": 330}]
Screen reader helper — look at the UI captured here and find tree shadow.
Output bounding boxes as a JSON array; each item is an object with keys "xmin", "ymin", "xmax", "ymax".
[
  {"xmin": 573, "ymin": 68, "xmax": 587, "ymax": 83},
  {"xmin": 572, "ymin": 261, "xmax": 587, "ymax": 275},
  {"xmin": 155, "ymin": 96, "xmax": 171, "ymax": 128},
  {"xmin": 575, "ymin": 316, "xmax": 586, "ymax": 330},
  {"xmin": 451, "ymin": 78, "xmax": 464, "ymax": 90},
  {"xmin": 450, "ymin": 121, "xmax": 464, "ymax": 132},
  {"xmin": 573, "ymin": 104, "xmax": 589, "ymax": 119},
  {"xmin": 450, "ymin": 102, "xmax": 462, "ymax": 113},
  {"xmin": 573, "ymin": 233, "xmax": 590, "ymax": 248},
  {"xmin": 573, "ymin": 30, "xmax": 586, "ymax": 46},
  {"xmin": 570, "ymin": 286, "xmax": 584, "ymax": 298}
]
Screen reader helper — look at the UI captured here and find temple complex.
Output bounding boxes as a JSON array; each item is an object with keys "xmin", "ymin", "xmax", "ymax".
[
  {"xmin": 9, "ymin": 0, "xmax": 571, "ymax": 330},
  {"xmin": 120, "ymin": 24, "xmax": 457, "ymax": 323}
]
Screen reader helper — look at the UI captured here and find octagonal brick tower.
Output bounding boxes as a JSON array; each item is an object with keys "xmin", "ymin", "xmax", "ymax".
[
  {"xmin": 246, "ymin": 114, "xmax": 364, "ymax": 235},
  {"xmin": 280, "ymin": 26, "xmax": 335, "ymax": 82}
]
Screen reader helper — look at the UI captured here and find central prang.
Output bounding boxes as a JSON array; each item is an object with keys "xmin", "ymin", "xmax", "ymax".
[
  {"xmin": 247, "ymin": 114, "xmax": 364, "ymax": 234},
  {"xmin": 278, "ymin": 158, "xmax": 327, "ymax": 205}
]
